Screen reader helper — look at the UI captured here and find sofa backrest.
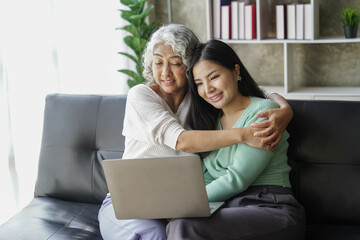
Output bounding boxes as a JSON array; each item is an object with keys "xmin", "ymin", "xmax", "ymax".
[
  {"xmin": 35, "ymin": 94, "xmax": 126, "ymax": 204},
  {"xmin": 287, "ymin": 100, "xmax": 360, "ymax": 225},
  {"xmin": 34, "ymin": 94, "xmax": 360, "ymax": 224}
]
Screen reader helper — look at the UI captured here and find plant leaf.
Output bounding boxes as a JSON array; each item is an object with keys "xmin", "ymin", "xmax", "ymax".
[
  {"xmin": 118, "ymin": 69, "xmax": 144, "ymax": 84},
  {"xmin": 124, "ymin": 36, "xmax": 145, "ymax": 56},
  {"xmin": 120, "ymin": 0, "xmax": 135, "ymax": 6},
  {"xmin": 130, "ymin": 5, "xmax": 154, "ymax": 20},
  {"xmin": 118, "ymin": 69, "xmax": 137, "ymax": 78},
  {"xmin": 122, "ymin": 24, "xmax": 140, "ymax": 38},
  {"xmin": 118, "ymin": 0, "xmax": 158, "ymax": 88},
  {"xmin": 128, "ymin": 1, "xmax": 145, "ymax": 12},
  {"xmin": 341, "ymin": 7, "xmax": 360, "ymax": 26},
  {"xmin": 127, "ymin": 79, "xmax": 138, "ymax": 88},
  {"xmin": 120, "ymin": 10, "xmax": 136, "ymax": 23},
  {"xmin": 136, "ymin": 63, "xmax": 143, "ymax": 76},
  {"xmin": 139, "ymin": 38, "xmax": 148, "ymax": 51},
  {"xmin": 117, "ymin": 51, "xmax": 140, "ymax": 64},
  {"xmin": 142, "ymin": 21, "xmax": 158, "ymax": 37}
]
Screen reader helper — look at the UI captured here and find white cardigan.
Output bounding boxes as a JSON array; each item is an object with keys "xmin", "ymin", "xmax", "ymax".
[{"xmin": 122, "ymin": 84, "xmax": 193, "ymax": 159}]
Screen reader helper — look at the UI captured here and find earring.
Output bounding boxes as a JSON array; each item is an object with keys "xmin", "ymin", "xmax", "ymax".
[{"xmin": 238, "ymin": 75, "xmax": 242, "ymax": 81}]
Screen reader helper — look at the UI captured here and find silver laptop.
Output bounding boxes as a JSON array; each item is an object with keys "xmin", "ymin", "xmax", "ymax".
[{"xmin": 102, "ymin": 155, "xmax": 224, "ymax": 219}]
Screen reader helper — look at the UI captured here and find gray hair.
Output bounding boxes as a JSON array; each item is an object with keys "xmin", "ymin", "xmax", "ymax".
[{"xmin": 142, "ymin": 24, "xmax": 200, "ymax": 85}]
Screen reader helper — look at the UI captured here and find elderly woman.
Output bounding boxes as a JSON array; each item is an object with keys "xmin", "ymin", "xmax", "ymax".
[{"xmin": 98, "ymin": 24, "xmax": 293, "ymax": 240}]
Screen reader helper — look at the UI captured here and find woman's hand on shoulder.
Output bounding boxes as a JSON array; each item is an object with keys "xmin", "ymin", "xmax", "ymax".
[
  {"xmin": 250, "ymin": 105, "xmax": 293, "ymax": 147},
  {"xmin": 241, "ymin": 126, "xmax": 274, "ymax": 151}
]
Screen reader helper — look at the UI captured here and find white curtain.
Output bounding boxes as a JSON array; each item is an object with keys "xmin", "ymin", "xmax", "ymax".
[{"xmin": 0, "ymin": 0, "xmax": 131, "ymax": 224}]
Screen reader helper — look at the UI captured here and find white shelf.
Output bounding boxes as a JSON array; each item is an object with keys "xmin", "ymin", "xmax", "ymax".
[
  {"xmin": 263, "ymin": 86, "xmax": 360, "ymax": 95},
  {"xmin": 261, "ymin": 86, "xmax": 360, "ymax": 100},
  {"xmin": 206, "ymin": 0, "xmax": 360, "ymax": 101},
  {"xmin": 286, "ymin": 37, "xmax": 360, "ymax": 44},
  {"xmin": 223, "ymin": 37, "xmax": 360, "ymax": 44},
  {"xmin": 290, "ymin": 87, "xmax": 360, "ymax": 95}
]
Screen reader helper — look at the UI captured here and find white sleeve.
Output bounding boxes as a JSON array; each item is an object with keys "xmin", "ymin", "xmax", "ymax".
[
  {"xmin": 259, "ymin": 86, "xmax": 275, "ymax": 99},
  {"xmin": 122, "ymin": 85, "xmax": 186, "ymax": 149}
]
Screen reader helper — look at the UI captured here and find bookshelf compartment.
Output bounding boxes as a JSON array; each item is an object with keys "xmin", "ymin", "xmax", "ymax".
[
  {"xmin": 258, "ymin": 0, "xmax": 315, "ymax": 40},
  {"xmin": 231, "ymin": 43, "xmax": 284, "ymax": 86},
  {"xmin": 206, "ymin": 0, "xmax": 360, "ymax": 100},
  {"xmin": 287, "ymin": 43, "xmax": 360, "ymax": 89}
]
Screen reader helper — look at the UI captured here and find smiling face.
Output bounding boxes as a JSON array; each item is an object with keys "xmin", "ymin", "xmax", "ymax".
[
  {"xmin": 152, "ymin": 44, "xmax": 187, "ymax": 95},
  {"xmin": 192, "ymin": 59, "xmax": 241, "ymax": 110}
]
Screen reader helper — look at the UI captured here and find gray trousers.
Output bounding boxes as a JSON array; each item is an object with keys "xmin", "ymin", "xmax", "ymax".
[{"xmin": 166, "ymin": 185, "xmax": 306, "ymax": 240}]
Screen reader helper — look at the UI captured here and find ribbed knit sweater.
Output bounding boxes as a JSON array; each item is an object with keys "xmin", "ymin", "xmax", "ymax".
[{"xmin": 122, "ymin": 84, "xmax": 193, "ymax": 158}]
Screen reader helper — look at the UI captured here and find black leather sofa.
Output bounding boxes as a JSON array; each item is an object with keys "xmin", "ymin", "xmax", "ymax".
[{"xmin": 0, "ymin": 93, "xmax": 359, "ymax": 240}]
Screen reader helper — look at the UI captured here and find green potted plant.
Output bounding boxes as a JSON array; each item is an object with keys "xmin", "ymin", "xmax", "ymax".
[
  {"xmin": 118, "ymin": 0, "xmax": 158, "ymax": 88},
  {"xmin": 340, "ymin": 7, "xmax": 360, "ymax": 38}
]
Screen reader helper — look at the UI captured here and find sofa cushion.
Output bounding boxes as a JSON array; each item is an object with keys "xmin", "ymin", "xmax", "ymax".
[
  {"xmin": 34, "ymin": 94, "xmax": 127, "ymax": 204},
  {"xmin": 0, "ymin": 197, "xmax": 102, "ymax": 240},
  {"xmin": 305, "ymin": 223, "xmax": 360, "ymax": 240},
  {"xmin": 287, "ymin": 100, "xmax": 360, "ymax": 225}
]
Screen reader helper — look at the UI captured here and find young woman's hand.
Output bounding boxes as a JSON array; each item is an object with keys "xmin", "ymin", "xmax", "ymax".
[{"xmin": 250, "ymin": 105, "xmax": 293, "ymax": 147}]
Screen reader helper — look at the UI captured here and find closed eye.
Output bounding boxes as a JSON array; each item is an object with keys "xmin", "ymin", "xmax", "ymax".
[
  {"xmin": 210, "ymin": 75, "xmax": 219, "ymax": 80},
  {"xmin": 194, "ymin": 80, "xmax": 202, "ymax": 86}
]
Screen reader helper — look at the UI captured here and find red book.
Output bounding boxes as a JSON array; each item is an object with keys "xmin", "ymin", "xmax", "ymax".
[
  {"xmin": 221, "ymin": 4, "xmax": 231, "ymax": 40},
  {"xmin": 245, "ymin": 4, "xmax": 256, "ymax": 40}
]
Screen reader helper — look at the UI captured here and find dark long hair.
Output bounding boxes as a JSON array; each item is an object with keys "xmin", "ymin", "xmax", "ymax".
[{"xmin": 188, "ymin": 40, "xmax": 265, "ymax": 156}]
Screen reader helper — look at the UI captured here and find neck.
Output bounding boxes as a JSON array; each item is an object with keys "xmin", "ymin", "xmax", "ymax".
[
  {"xmin": 222, "ymin": 94, "xmax": 250, "ymax": 117},
  {"xmin": 163, "ymin": 92, "xmax": 186, "ymax": 113},
  {"xmin": 151, "ymin": 85, "xmax": 187, "ymax": 113}
]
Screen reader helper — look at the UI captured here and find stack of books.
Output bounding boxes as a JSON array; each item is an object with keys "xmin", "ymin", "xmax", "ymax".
[
  {"xmin": 276, "ymin": 3, "xmax": 313, "ymax": 40},
  {"xmin": 213, "ymin": 0, "xmax": 256, "ymax": 40}
]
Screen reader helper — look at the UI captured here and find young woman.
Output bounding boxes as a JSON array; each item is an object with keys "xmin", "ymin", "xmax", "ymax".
[
  {"xmin": 166, "ymin": 40, "xmax": 306, "ymax": 240},
  {"xmin": 98, "ymin": 24, "xmax": 295, "ymax": 240}
]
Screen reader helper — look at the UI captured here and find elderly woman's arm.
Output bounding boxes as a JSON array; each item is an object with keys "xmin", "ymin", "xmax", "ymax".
[
  {"xmin": 177, "ymin": 93, "xmax": 293, "ymax": 153},
  {"xmin": 125, "ymin": 85, "xmax": 271, "ymax": 153},
  {"xmin": 176, "ymin": 127, "xmax": 272, "ymax": 153}
]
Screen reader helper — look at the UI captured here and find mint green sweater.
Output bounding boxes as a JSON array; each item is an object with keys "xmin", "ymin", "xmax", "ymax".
[{"xmin": 203, "ymin": 97, "xmax": 291, "ymax": 202}]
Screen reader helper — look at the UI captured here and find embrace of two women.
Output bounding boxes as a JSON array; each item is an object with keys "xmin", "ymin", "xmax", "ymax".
[{"xmin": 98, "ymin": 24, "xmax": 306, "ymax": 240}]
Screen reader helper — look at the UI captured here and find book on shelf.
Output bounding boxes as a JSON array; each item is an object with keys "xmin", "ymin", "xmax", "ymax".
[
  {"xmin": 245, "ymin": 4, "xmax": 256, "ymax": 40},
  {"xmin": 221, "ymin": 4, "xmax": 232, "ymax": 40},
  {"xmin": 304, "ymin": 4, "xmax": 312, "ymax": 39},
  {"xmin": 296, "ymin": 4, "xmax": 304, "ymax": 40},
  {"xmin": 231, "ymin": 1, "xmax": 239, "ymax": 39},
  {"xmin": 213, "ymin": 0, "xmax": 221, "ymax": 39},
  {"xmin": 212, "ymin": 0, "xmax": 232, "ymax": 39},
  {"xmin": 238, "ymin": 1, "xmax": 245, "ymax": 39},
  {"xmin": 276, "ymin": 4, "xmax": 287, "ymax": 39},
  {"xmin": 287, "ymin": 4, "xmax": 296, "ymax": 39}
]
